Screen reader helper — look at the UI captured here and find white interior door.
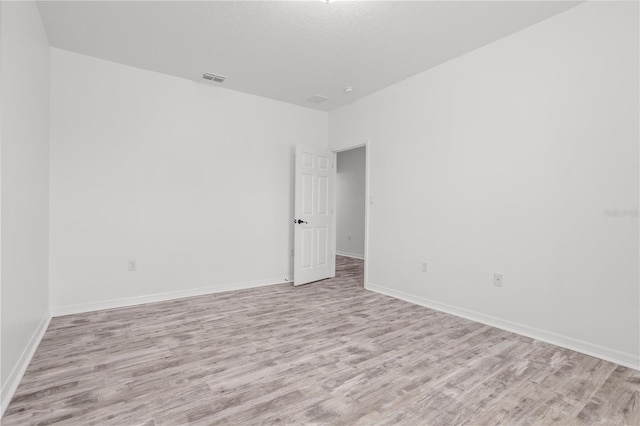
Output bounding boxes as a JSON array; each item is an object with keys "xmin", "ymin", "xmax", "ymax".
[{"xmin": 294, "ymin": 145, "xmax": 336, "ymax": 285}]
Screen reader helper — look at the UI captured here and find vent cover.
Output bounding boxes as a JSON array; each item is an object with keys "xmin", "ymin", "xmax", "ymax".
[
  {"xmin": 306, "ymin": 95, "xmax": 328, "ymax": 104},
  {"xmin": 203, "ymin": 73, "xmax": 226, "ymax": 83}
]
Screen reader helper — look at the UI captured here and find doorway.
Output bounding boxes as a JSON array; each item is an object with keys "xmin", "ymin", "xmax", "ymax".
[{"xmin": 335, "ymin": 145, "xmax": 367, "ymax": 287}]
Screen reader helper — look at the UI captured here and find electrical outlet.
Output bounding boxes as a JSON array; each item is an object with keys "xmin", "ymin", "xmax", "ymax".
[
  {"xmin": 422, "ymin": 262, "xmax": 428, "ymax": 273},
  {"xmin": 128, "ymin": 260, "xmax": 137, "ymax": 272},
  {"xmin": 493, "ymin": 272, "xmax": 503, "ymax": 287}
]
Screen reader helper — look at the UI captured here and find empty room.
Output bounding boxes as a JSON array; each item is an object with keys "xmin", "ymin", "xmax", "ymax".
[{"xmin": 1, "ymin": 0, "xmax": 639, "ymax": 424}]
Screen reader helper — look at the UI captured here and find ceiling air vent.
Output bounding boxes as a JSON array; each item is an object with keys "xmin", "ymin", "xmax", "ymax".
[
  {"xmin": 203, "ymin": 73, "xmax": 226, "ymax": 83},
  {"xmin": 306, "ymin": 95, "xmax": 328, "ymax": 104}
]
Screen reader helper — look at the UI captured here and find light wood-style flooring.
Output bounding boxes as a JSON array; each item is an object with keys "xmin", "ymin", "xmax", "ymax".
[{"xmin": 3, "ymin": 256, "xmax": 639, "ymax": 425}]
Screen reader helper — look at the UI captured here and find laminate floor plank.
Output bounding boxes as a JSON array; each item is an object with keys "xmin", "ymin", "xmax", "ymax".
[{"xmin": 3, "ymin": 256, "xmax": 637, "ymax": 425}]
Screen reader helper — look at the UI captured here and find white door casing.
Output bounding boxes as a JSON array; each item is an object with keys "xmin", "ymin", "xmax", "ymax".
[{"xmin": 293, "ymin": 145, "xmax": 335, "ymax": 285}]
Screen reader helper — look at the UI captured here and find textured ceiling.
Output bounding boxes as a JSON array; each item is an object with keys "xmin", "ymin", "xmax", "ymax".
[{"xmin": 37, "ymin": 1, "xmax": 580, "ymax": 111}]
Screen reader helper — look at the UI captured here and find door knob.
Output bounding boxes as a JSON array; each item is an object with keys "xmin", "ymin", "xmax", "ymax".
[{"xmin": 294, "ymin": 219, "xmax": 308, "ymax": 224}]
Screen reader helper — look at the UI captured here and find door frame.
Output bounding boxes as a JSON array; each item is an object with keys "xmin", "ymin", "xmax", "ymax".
[{"xmin": 332, "ymin": 140, "xmax": 370, "ymax": 288}]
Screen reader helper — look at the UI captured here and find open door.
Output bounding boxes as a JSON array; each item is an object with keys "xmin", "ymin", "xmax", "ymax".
[{"xmin": 293, "ymin": 145, "xmax": 336, "ymax": 285}]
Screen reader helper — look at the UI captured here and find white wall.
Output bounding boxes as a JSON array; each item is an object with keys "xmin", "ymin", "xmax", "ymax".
[
  {"xmin": 49, "ymin": 48, "xmax": 327, "ymax": 314},
  {"xmin": 329, "ymin": 2, "xmax": 639, "ymax": 367},
  {"xmin": 0, "ymin": 1, "xmax": 51, "ymax": 413},
  {"xmin": 336, "ymin": 147, "xmax": 366, "ymax": 258}
]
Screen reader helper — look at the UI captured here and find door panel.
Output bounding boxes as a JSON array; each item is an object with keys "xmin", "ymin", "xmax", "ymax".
[
  {"xmin": 301, "ymin": 228, "xmax": 313, "ymax": 269},
  {"xmin": 317, "ymin": 227, "xmax": 328, "ymax": 267},
  {"xmin": 317, "ymin": 176, "xmax": 329, "ymax": 215},
  {"xmin": 294, "ymin": 145, "xmax": 335, "ymax": 285},
  {"xmin": 302, "ymin": 174, "xmax": 314, "ymax": 215}
]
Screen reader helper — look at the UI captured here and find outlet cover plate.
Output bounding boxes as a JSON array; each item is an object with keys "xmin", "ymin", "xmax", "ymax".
[{"xmin": 493, "ymin": 272, "xmax": 503, "ymax": 287}]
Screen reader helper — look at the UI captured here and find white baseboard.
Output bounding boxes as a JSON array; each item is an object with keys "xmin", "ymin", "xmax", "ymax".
[
  {"xmin": 336, "ymin": 251, "xmax": 365, "ymax": 260},
  {"xmin": 51, "ymin": 276, "xmax": 292, "ymax": 317},
  {"xmin": 366, "ymin": 282, "xmax": 639, "ymax": 371},
  {"xmin": 1, "ymin": 311, "xmax": 51, "ymax": 417}
]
